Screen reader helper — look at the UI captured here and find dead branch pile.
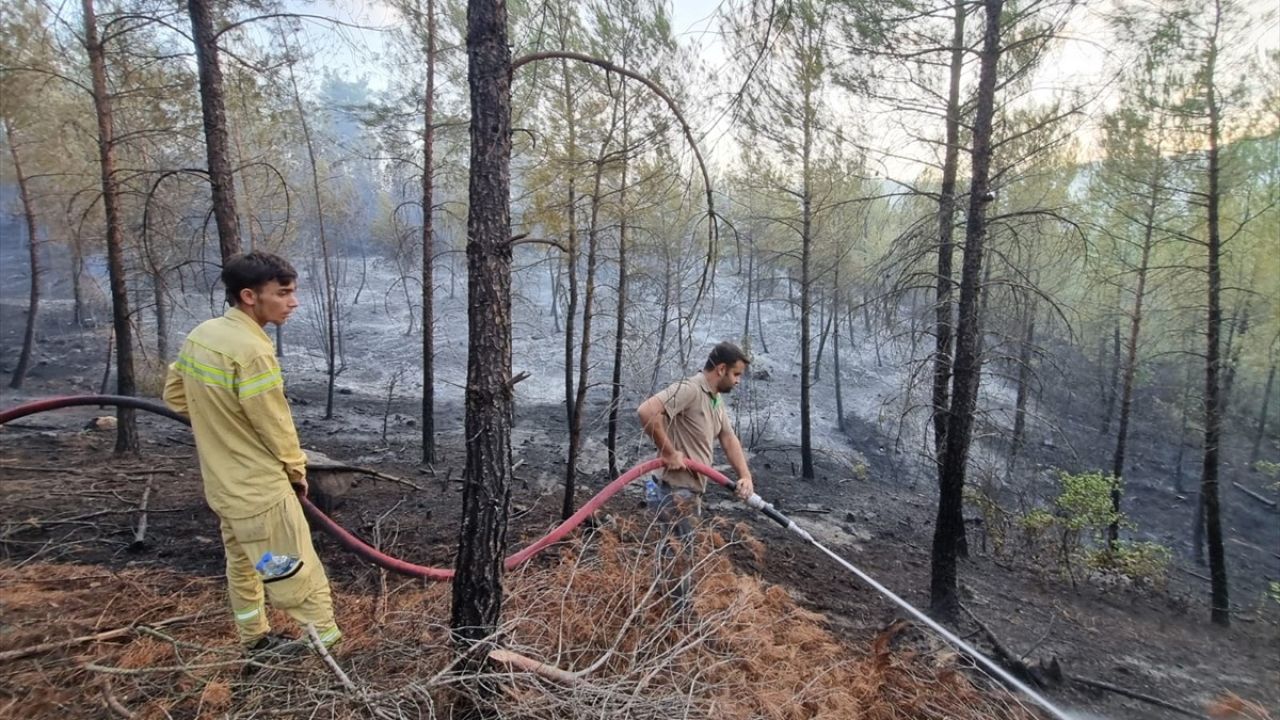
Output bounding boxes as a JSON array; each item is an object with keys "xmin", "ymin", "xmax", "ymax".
[{"xmin": 0, "ymin": 520, "xmax": 1046, "ymax": 719}]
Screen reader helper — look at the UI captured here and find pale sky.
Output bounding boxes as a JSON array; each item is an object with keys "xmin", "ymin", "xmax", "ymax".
[{"xmin": 282, "ymin": 0, "xmax": 1278, "ymax": 184}]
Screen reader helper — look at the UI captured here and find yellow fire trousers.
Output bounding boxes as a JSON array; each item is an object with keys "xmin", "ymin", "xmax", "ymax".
[{"xmin": 219, "ymin": 493, "xmax": 341, "ymax": 648}]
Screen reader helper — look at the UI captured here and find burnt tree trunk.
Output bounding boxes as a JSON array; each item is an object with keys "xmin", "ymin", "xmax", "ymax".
[
  {"xmin": 285, "ymin": 48, "xmax": 339, "ymax": 420},
  {"xmin": 930, "ymin": 0, "xmax": 1002, "ymax": 622},
  {"xmin": 1249, "ymin": 361, "xmax": 1275, "ymax": 466},
  {"xmin": 70, "ymin": 223, "xmax": 86, "ymax": 326},
  {"xmin": 1108, "ymin": 177, "xmax": 1159, "ymax": 549},
  {"xmin": 606, "ymin": 79, "xmax": 630, "ymax": 481},
  {"xmin": 451, "ymin": 0, "xmax": 513, "ymax": 650},
  {"xmin": 932, "ymin": 0, "xmax": 966, "ymax": 459},
  {"xmin": 833, "ymin": 273, "xmax": 845, "ymax": 434},
  {"xmin": 421, "ymin": 0, "xmax": 438, "ymax": 464},
  {"xmin": 743, "ymin": 245, "xmax": 754, "ymax": 349},
  {"xmin": 561, "ymin": 53, "xmax": 580, "ymax": 459},
  {"xmin": 1101, "ymin": 319, "xmax": 1120, "ymax": 433},
  {"xmin": 154, "ymin": 272, "xmax": 169, "ymax": 363},
  {"xmin": 1010, "ymin": 300, "xmax": 1036, "ymax": 460},
  {"xmin": 83, "ymin": 0, "xmax": 138, "ymax": 453},
  {"xmin": 755, "ymin": 259, "xmax": 769, "ymax": 354},
  {"xmin": 798, "ymin": 80, "xmax": 815, "ymax": 481},
  {"xmin": 813, "ymin": 288, "xmax": 832, "ymax": 382},
  {"xmin": 4, "ymin": 118, "xmax": 41, "ymax": 390},
  {"xmin": 1221, "ymin": 307, "xmax": 1248, "ymax": 418},
  {"xmin": 187, "ymin": 0, "xmax": 241, "ymax": 262},
  {"xmin": 1201, "ymin": 6, "xmax": 1229, "ymax": 626},
  {"xmin": 565, "ymin": 124, "xmax": 614, "ymax": 519},
  {"xmin": 651, "ymin": 251, "xmax": 671, "ymax": 394}
]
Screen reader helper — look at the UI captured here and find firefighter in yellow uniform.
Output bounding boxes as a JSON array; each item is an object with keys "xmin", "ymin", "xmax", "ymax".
[{"xmin": 163, "ymin": 252, "xmax": 341, "ymax": 654}]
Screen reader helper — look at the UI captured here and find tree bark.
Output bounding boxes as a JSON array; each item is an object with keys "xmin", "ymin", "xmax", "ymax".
[
  {"xmin": 1102, "ymin": 318, "xmax": 1120, "ymax": 433},
  {"xmin": 421, "ymin": 0, "xmax": 438, "ymax": 464},
  {"xmin": 4, "ymin": 118, "xmax": 41, "ymax": 390},
  {"xmin": 755, "ymin": 261, "xmax": 769, "ymax": 354},
  {"xmin": 930, "ymin": 0, "xmax": 1002, "ymax": 622},
  {"xmin": 70, "ymin": 223, "xmax": 85, "ymax": 327},
  {"xmin": 1010, "ymin": 300, "xmax": 1035, "ymax": 460},
  {"xmin": 1221, "ymin": 306, "xmax": 1248, "ymax": 418},
  {"xmin": 153, "ymin": 272, "xmax": 168, "ymax": 363},
  {"xmin": 83, "ymin": 0, "xmax": 138, "ymax": 453},
  {"xmin": 606, "ymin": 79, "xmax": 630, "ymax": 481},
  {"xmin": 932, "ymin": 0, "xmax": 966, "ymax": 460},
  {"xmin": 451, "ymin": 0, "xmax": 513, "ymax": 651},
  {"xmin": 813, "ymin": 288, "xmax": 832, "ymax": 382},
  {"xmin": 1108, "ymin": 175, "xmax": 1159, "ymax": 548},
  {"xmin": 565, "ymin": 123, "xmax": 614, "ymax": 519},
  {"xmin": 284, "ymin": 47, "xmax": 339, "ymax": 420},
  {"xmin": 799, "ymin": 79, "xmax": 815, "ymax": 481},
  {"xmin": 833, "ymin": 273, "xmax": 845, "ymax": 434},
  {"xmin": 1201, "ymin": 2, "xmax": 1230, "ymax": 625},
  {"xmin": 187, "ymin": 0, "xmax": 241, "ymax": 263},
  {"xmin": 1249, "ymin": 361, "xmax": 1275, "ymax": 466},
  {"xmin": 561, "ymin": 53, "xmax": 580, "ymax": 458}
]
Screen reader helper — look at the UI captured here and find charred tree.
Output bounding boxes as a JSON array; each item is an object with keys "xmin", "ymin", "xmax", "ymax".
[
  {"xmin": 560, "ymin": 51, "xmax": 581, "ymax": 464},
  {"xmin": 451, "ymin": 0, "xmax": 513, "ymax": 650},
  {"xmin": 1101, "ymin": 318, "xmax": 1120, "ymax": 433},
  {"xmin": 1250, "ymin": 360, "xmax": 1275, "ymax": 466},
  {"xmin": 930, "ymin": 0, "xmax": 1002, "ymax": 622},
  {"xmin": 565, "ymin": 118, "xmax": 614, "ymax": 519},
  {"xmin": 798, "ymin": 75, "xmax": 815, "ymax": 481},
  {"xmin": 1200, "ymin": 2, "xmax": 1229, "ymax": 625},
  {"xmin": 284, "ymin": 45, "xmax": 339, "ymax": 420},
  {"xmin": 1010, "ymin": 299, "xmax": 1036, "ymax": 460},
  {"xmin": 606, "ymin": 79, "xmax": 631, "ymax": 481},
  {"xmin": 1108, "ymin": 175, "xmax": 1160, "ymax": 549},
  {"xmin": 83, "ymin": 0, "xmax": 138, "ymax": 453},
  {"xmin": 4, "ymin": 118, "xmax": 41, "ymax": 390},
  {"xmin": 421, "ymin": 0, "xmax": 438, "ymax": 464},
  {"xmin": 187, "ymin": 0, "xmax": 241, "ymax": 262},
  {"xmin": 833, "ymin": 273, "xmax": 845, "ymax": 434},
  {"xmin": 932, "ymin": 0, "xmax": 966, "ymax": 459}
]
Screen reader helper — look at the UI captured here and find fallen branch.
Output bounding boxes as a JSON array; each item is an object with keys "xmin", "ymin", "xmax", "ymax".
[
  {"xmin": 488, "ymin": 648, "xmax": 582, "ymax": 686},
  {"xmin": 1232, "ymin": 482, "xmax": 1277, "ymax": 509},
  {"xmin": 129, "ymin": 475, "xmax": 153, "ymax": 553},
  {"xmin": 0, "ymin": 464, "xmax": 86, "ymax": 475},
  {"xmin": 1070, "ymin": 675, "xmax": 1206, "ymax": 719},
  {"xmin": 305, "ymin": 624, "xmax": 356, "ymax": 694},
  {"xmin": 310, "ymin": 463, "xmax": 424, "ymax": 492},
  {"xmin": 0, "ymin": 612, "xmax": 203, "ymax": 663},
  {"xmin": 1178, "ymin": 567, "xmax": 1211, "ymax": 583},
  {"xmin": 959, "ymin": 604, "xmax": 1040, "ymax": 688},
  {"xmin": 99, "ymin": 677, "xmax": 136, "ymax": 719}
]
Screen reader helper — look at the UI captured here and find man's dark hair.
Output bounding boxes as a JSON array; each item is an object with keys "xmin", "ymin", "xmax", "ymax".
[
  {"xmin": 222, "ymin": 252, "xmax": 297, "ymax": 306},
  {"xmin": 704, "ymin": 341, "xmax": 750, "ymax": 371}
]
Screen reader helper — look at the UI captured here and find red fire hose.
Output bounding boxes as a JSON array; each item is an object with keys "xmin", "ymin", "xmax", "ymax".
[{"xmin": 0, "ymin": 395, "xmax": 733, "ymax": 581}]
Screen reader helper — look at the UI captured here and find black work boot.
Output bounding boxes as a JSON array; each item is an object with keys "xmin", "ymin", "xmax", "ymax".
[{"xmin": 243, "ymin": 633, "xmax": 305, "ymax": 674}]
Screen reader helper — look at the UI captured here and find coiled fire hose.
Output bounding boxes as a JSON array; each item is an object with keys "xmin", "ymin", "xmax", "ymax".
[{"xmin": 0, "ymin": 394, "xmax": 1074, "ymax": 720}]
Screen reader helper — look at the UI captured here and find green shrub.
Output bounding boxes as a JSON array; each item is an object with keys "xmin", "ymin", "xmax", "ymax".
[
  {"xmin": 1054, "ymin": 470, "xmax": 1123, "ymax": 537},
  {"xmin": 1087, "ymin": 541, "xmax": 1171, "ymax": 589},
  {"xmin": 1016, "ymin": 470, "xmax": 1169, "ymax": 589}
]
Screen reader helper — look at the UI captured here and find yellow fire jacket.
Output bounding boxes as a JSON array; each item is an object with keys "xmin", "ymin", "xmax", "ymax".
[{"xmin": 163, "ymin": 307, "xmax": 306, "ymax": 519}]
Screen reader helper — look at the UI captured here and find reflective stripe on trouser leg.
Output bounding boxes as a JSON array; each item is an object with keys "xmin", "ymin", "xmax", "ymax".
[{"xmin": 220, "ymin": 515, "xmax": 270, "ymax": 645}]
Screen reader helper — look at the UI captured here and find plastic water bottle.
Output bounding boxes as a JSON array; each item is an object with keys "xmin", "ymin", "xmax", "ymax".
[
  {"xmin": 255, "ymin": 551, "xmax": 301, "ymax": 580},
  {"xmin": 644, "ymin": 477, "xmax": 662, "ymax": 506}
]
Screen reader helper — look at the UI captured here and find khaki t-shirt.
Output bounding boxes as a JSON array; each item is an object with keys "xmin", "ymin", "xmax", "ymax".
[{"xmin": 656, "ymin": 373, "xmax": 729, "ymax": 493}]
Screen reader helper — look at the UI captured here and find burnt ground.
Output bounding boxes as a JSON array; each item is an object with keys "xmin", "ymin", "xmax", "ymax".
[{"xmin": 1, "ymin": 294, "xmax": 1278, "ymax": 720}]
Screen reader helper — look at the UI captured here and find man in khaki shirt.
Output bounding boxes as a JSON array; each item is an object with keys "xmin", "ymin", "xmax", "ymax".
[
  {"xmin": 164, "ymin": 252, "xmax": 340, "ymax": 656},
  {"xmin": 638, "ymin": 342, "xmax": 755, "ymax": 609}
]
